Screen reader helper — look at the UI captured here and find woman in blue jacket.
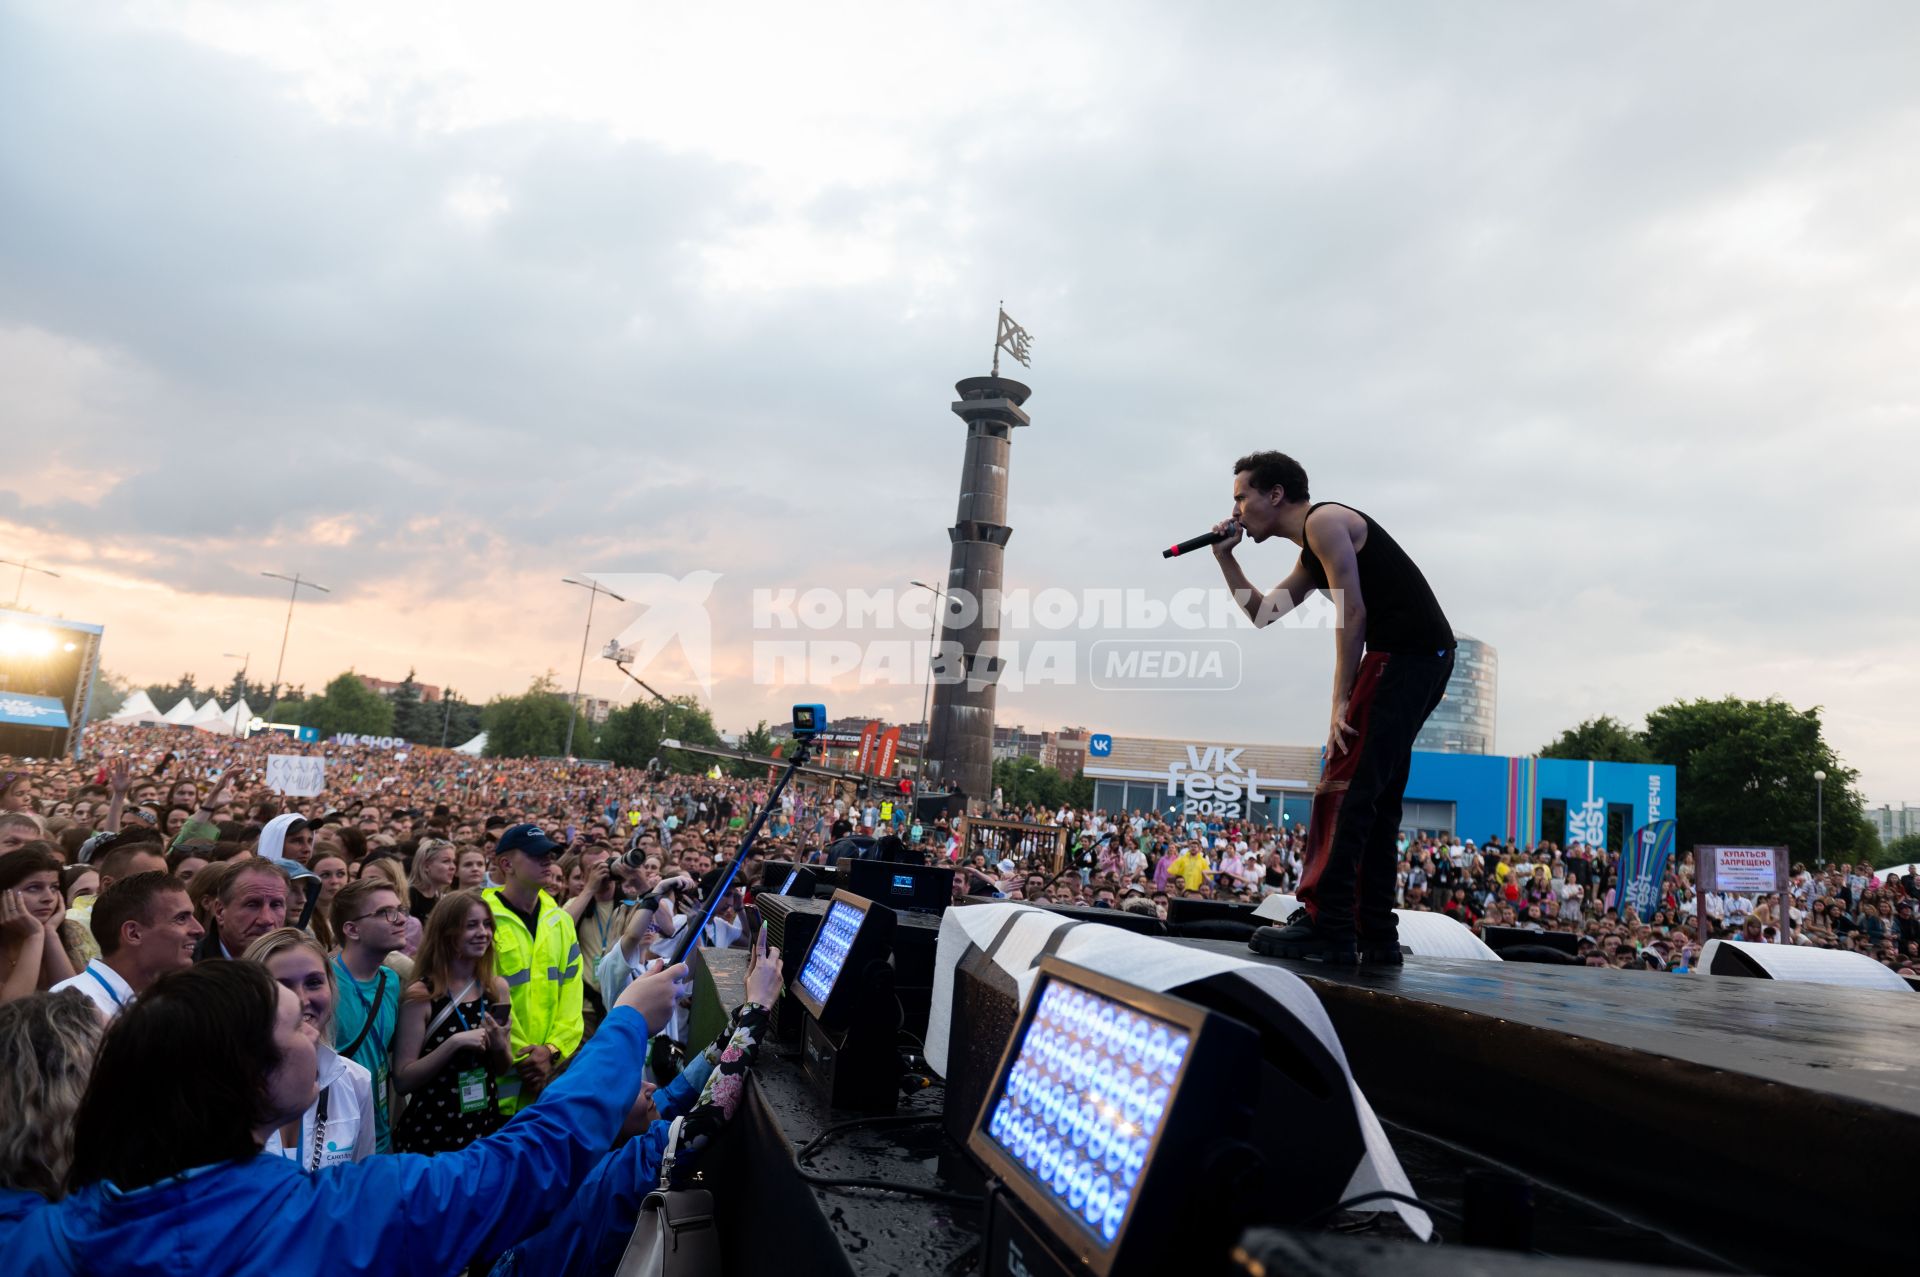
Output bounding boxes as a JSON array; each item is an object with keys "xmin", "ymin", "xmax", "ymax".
[
  {"xmin": 1, "ymin": 949, "xmax": 739, "ymax": 1277},
  {"xmin": 488, "ymin": 938, "xmax": 783, "ymax": 1275}
]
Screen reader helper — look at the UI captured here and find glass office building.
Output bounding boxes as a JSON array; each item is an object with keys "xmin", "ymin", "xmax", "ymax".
[{"xmin": 1415, "ymin": 634, "xmax": 1497, "ymax": 755}]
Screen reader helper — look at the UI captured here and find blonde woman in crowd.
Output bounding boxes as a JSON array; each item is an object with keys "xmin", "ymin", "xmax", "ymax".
[
  {"xmin": 243, "ymin": 928, "xmax": 376, "ymax": 1171},
  {"xmin": 407, "ymin": 838, "xmax": 458, "ymax": 925},
  {"xmin": 0, "ymin": 991, "xmax": 103, "ymax": 1201}
]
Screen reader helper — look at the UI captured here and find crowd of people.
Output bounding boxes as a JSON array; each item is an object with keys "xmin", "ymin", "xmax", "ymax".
[
  {"xmin": 973, "ymin": 794, "xmax": 1920, "ymax": 976},
  {"xmin": 0, "ymin": 719, "xmax": 1913, "ymax": 1272},
  {"xmin": 0, "ymin": 723, "xmax": 789, "ymax": 1276}
]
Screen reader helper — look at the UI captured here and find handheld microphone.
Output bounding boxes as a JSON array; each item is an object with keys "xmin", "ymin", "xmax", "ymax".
[{"xmin": 1163, "ymin": 524, "xmax": 1234, "ymax": 558}]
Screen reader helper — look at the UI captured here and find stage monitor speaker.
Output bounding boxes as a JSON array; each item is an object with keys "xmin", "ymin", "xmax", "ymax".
[
  {"xmin": 1165, "ymin": 898, "xmax": 1260, "ymax": 941},
  {"xmin": 1482, "ymin": 925, "xmax": 1579, "ymax": 959},
  {"xmin": 757, "ymin": 893, "xmax": 829, "ymax": 1043},
  {"xmin": 939, "ymin": 914, "xmax": 1367, "ymax": 1237},
  {"xmin": 941, "ymin": 926, "xmax": 1026, "ymax": 1148},
  {"xmin": 1253, "ymin": 894, "xmax": 1499, "ymax": 961},
  {"xmin": 1699, "ymin": 939, "xmax": 1911, "ymax": 991},
  {"xmin": 968, "ymin": 956, "xmax": 1363, "ymax": 1276},
  {"xmin": 754, "ymin": 860, "xmax": 816, "ymax": 901},
  {"xmin": 792, "ymin": 891, "xmax": 898, "ymax": 1033},
  {"xmin": 970, "ymin": 960, "xmax": 1259, "ymax": 1277},
  {"xmin": 844, "ymin": 858, "xmax": 955, "ymax": 917},
  {"xmin": 756, "ymin": 890, "xmax": 945, "ymax": 1042}
]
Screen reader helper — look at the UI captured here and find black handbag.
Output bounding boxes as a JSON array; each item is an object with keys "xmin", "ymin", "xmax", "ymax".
[{"xmin": 614, "ymin": 1118, "xmax": 722, "ymax": 1277}]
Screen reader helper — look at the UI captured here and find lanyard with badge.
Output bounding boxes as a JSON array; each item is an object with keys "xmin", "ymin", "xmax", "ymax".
[
  {"xmin": 306, "ymin": 1088, "xmax": 332, "ymax": 1171},
  {"xmin": 589, "ymin": 899, "xmax": 616, "ymax": 955},
  {"xmin": 86, "ymin": 965, "xmax": 126, "ymax": 1009},
  {"xmin": 438, "ymin": 979, "xmax": 491, "ymax": 1115}
]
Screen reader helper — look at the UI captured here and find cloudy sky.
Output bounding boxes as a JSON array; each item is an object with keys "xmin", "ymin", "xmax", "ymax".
[{"xmin": 3, "ymin": 1, "xmax": 1916, "ymax": 801}]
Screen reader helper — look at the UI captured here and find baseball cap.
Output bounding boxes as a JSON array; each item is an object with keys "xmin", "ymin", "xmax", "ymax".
[{"xmin": 497, "ymin": 823, "xmax": 566, "ymax": 859}]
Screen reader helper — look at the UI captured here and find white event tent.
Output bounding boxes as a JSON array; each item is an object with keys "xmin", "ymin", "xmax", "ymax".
[{"xmin": 108, "ymin": 689, "xmax": 166, "ymax": 726}]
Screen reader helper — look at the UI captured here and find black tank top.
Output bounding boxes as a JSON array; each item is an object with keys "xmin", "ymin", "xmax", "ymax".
[{"xmin": 1297, "ymin": 502, "xmax": 1454, "ymax": 654}]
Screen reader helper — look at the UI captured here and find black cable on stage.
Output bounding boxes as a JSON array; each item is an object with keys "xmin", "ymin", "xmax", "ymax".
[
  {"xmin": 791, "ymin": 1167, "xmax": 984, "ymax": 1208},
  {"xmin": 788, "ymin": 1114, "xmax": 981, "ymax": 1205},
  {"xmin": 894, "ymin": 1028, "xmax": 942, "ymax": 1089},
  {"xmin": 796, "ymin": 1113, "xmax": 943, "ymax": 1164}
]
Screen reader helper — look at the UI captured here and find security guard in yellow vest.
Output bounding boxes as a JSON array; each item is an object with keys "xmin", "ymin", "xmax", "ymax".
[{"xmin": 485, "ymin": 823, "xmax": 585, "ymax": 1114}]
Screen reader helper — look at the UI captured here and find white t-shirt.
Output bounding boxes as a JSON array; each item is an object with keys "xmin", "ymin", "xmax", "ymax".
[
  {"xmin": 263, "ymin": 1048, "xmax": 375, "ymax": 1170},
  {"xmin": 704, "ymin": 912, "xmax": 744, "ymax": 949},
  {"xmin": 51, "ymin": 959, "xmax": 136, "ymax": 1019}
]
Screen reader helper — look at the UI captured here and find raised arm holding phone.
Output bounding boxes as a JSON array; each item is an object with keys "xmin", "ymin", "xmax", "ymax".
[{"xmin": 6, "ymin": 956, "xmax": 694, "ymax": 1275}]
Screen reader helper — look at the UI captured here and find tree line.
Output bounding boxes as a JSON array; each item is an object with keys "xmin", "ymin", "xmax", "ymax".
[{"xmin": 1538, "ymin": 696, "xmax": 1887, "ymax": 866}]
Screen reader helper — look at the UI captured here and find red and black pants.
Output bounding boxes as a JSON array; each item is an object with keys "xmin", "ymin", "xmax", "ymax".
[{"xmin": 1298, "ymin": 647, "xmax": 1454, "ymax": 942}]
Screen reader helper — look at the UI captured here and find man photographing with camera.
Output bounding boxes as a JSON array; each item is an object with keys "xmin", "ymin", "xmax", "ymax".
[{"xmin": 1210, "ymin": 451, "xmax": 1455, "ymax": 966}]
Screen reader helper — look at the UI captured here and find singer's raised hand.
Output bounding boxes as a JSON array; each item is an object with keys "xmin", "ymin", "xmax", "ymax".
[{"xmin": 1211, "ymin": 516, "xmax": 1243, "ymax": 557}]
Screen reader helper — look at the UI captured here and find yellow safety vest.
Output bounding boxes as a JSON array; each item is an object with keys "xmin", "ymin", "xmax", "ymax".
[{"xmin": 484, "ymin": 886, "xmax": 584, "ymax": 1114}]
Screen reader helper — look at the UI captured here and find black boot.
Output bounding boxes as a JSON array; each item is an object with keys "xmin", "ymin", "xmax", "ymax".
[
  {"xmin": 1249, "ymin": 908, "xmax": 1357, "ymax": 964},
  {"xmin": 1358, "ymin": 939, "xmax": 1406, "ymax": 966}
]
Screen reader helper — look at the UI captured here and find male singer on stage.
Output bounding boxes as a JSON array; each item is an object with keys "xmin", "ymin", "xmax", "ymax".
[{"xmin": 1210, "ymin": 451, "xmax": 1455, "ymax": 965}]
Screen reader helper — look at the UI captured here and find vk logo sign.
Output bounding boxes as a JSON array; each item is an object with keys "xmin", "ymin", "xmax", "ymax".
[{"xmin": 1089, "ymin": 734, "xmax": 1112, "ymax": 757}]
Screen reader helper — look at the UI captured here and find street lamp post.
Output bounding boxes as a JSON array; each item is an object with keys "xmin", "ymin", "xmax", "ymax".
[
  {"xmin": 561, "ymin": 577, "xmax": 628, "ymax": 759},
  {"xmin": 222, "ymin": 652, "xmax": 250, "ymax": 728},
  {"xmin": 0, "ymin": 558, "xmax": 60, "ymax": 609},
  {"xmin": 909, "ymin": 579, "xmax": 946, "ymax": 784},
  {"xmin": 1813, "ymin": 769, "xmax": 1827, "ymax": 870},
  {"xmin": 441, "ymin": 687, "xmax": 456, "ymax": 748},
  {"xmin": 260, "ymin": 572, "xmax": 331, "ymax": 712}
]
